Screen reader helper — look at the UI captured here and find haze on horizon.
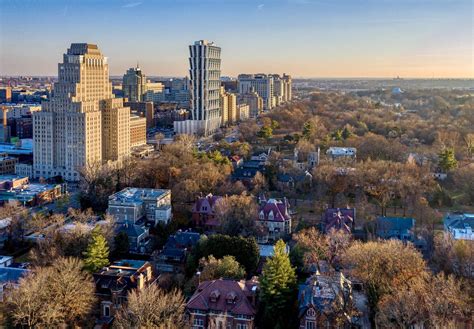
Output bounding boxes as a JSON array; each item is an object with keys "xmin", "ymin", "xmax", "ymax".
[{"xmin": 0, "ymin": 0, "xmax": 472, "ymax": 79}]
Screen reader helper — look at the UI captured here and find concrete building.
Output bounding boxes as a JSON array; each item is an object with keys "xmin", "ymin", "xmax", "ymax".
[
  {"xmin": 220, "ymin": 87, "xmax": 229, "ymax": 126},
  {"xmin": 33, "ymin": 43, "xmax": 130, "ymax": 181},
  {"xmin": 107, "ymin": 187, "xmax": 172, "ymax": 226},
  {"xmin": 444, "ymin": 212, "xmax": 474, "ymax": 240},
  {"xmin": 125, "ymin": 101, "xmax": 155, "ymax": 129},
  {"xmin": 0, "ymin": 104, "xmax": 41, "ymax": 120},
  {"xmin": 238, "ymin": 90, "xmax": 263, "ymax": 117},
  {"xmin": 0, "ymin": 154, "xmax": 18, "ymax": 174},
  {"xmin": 101, "ymin": 98, "xmax": 130, "ymax": 162},
  {"xmin": 122, "ymin": 65, "xmax": 147, "ymax": 102},
  {"xmin": 237, "ymin": 103, "xmax": 250, "ymax": 121},
  {"xmin": 130, "ymin": 115, "xmax": 147, "ymax": 147},
  {"xmin": 0, "ymin": 87, "xmax": 12, "ymax": 102},
  {"xmin": 238, "ymin": 73, "xmax": 292, "ymax": 110},
  {"xmin": 174, "ymin": 40, "xmax": 221, "ymax": 136}
]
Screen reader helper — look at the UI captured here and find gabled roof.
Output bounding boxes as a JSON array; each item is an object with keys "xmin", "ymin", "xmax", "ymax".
[
  {"xmin": 376, "ymin": 216, "xmax": 415, "ymax": 236},
  {"xmin": 258, "ymin": 198, "xmax": 290, "ymax": 222},
  {"xmin": 192, "ymin": 194, "xmax": 222, "ymax": 214},
  {"xmin": 118, "ymin": 223, "xmax": 147, "ymax": 238},
  {"xmin": 323, "ymin": 208, "xmax": 355, "ymax": 233},
  {"xmin": 187, "ymin": 279, "xmax": 258, "ymax": 316}
]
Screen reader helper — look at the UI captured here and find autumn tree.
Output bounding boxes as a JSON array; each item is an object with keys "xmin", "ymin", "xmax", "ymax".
[
  {"xmin": 260, "ymin": 240, "xmax": 297, "ymax": 328},
  {"xmin": 213, "ymin": 193, "xmax": 258, "ymax": 236},
  {"xmin": 113, "ymin": 284, "xmax": 185, "ymax": 329},
  {"xmin": 199, "ymin": 255, "xmax": 246, "ymax": 281},
  {"xmin": 83, "ymin": 226, "xmax": 109, "ymax": 272},
  {"xmin": 342, "ymin": 240, "xmax": 427, "ymax": 322},
  {"xmin": 6, "ymin": 257, "xmax": 96, "ymax": 328}
]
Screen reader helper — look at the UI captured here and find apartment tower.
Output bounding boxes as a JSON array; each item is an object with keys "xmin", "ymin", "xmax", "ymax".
[
  {"xmin": 33, "ymin": 43, "xmax": 130, "ymax": 181},
  {"xmin": 174, "ymin": 40, "xmax": 221, "ymax": 136}
]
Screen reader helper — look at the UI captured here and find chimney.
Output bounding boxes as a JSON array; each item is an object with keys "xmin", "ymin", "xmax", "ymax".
[{"xmin": 137, "ymin": 273, "xmax": 145, "ymax": 290}]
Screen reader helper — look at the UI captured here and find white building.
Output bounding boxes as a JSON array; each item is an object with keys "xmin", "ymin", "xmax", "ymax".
[
  {"xmin": 238, "ymin": 73, "xmax": 292, "ymax": 110},
  {"xmin": 33, "ymin": 43, "xmax": 130, "ymax": 181},
  {"xmin": 174, "ymin": 40, "xmax": 221, "ymax": 136},
  {"xmin": 107, "ymin": 187, "xmax": 172, "ymax": 226},
  {"xmin": 444, "ymin": 213, "xmax": 474, "ymax": 240},
  {"xmin": 326, "ymin": 147, "xmax": 357, "ymax": 160}
]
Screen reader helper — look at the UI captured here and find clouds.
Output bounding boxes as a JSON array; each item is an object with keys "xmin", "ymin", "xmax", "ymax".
[
  {"xmin": 257, "ymin": 3, "xmax": 265, "ymax": 10},
  {"xmin": 122, "ymin": 2, "xmax": 142, "ymax": 8}
]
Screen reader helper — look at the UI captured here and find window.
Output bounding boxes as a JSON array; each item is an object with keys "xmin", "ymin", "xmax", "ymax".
[
  {"xmin": 193, "ymin": 318, "xmax": 204, "ymax": 328},
  {"xmin": 103, "ymin": 304, "xmax": 110, "ymax": 317},
  {"xmin": 237, "ymin": 324, "xmax": 248, "ymax": 329},
  {"xmin": 305, "ymin": 320, "xmax": 316, "ymax": 329},
  {"xmin": 307, "ymin": 308, "xmax": 316, "ymax": 317}
]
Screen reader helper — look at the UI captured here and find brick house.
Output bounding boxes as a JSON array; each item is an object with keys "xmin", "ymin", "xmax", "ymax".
[
  {"xmin": 191, "ymin": 193, "xmax": 223, "ymax": 229},
  {"xmin": 93, "ymin": 260, "xmax": 156, "ymax": 326},
  {"xmin": 186, "ymin": 278, "xmax": 259, "ymax": 329},
  {"xmin": 256, "ymin": 198, "xmax": 292, "ymax": 243}
]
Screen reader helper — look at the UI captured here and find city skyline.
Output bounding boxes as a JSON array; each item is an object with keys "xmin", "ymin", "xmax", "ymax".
[{"xmin": 0, "ymin": 0, "xmax": 473, "ymax": 78}]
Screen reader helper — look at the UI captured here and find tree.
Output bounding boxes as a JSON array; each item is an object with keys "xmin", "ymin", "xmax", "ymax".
[
  {"xmin": 113, "ymin": 231, "xmax": 129, "ymax": 259},
  {"xmin": 438, "ymin": 147, "xmax": 457, "ymax": 172},
  {"xmin": 342, "ymin": 240, "xmax": 427, "ymax": 322},
  {"xmin": 213, "ymin": 194, "xmax": 258, "ymax": 236},
  {"xmin": 260, "ymin": 240, "xmax": 297, "ymax": 328},
  {"xmin": 199, "ymin": 255, "xmax": 246, "ymax": 281},
  {"xmin": 6, "ymin": 257, "xmax": 96, "ymax": 328},
  {"xmin": 83, "ymin": 226, "xmax": 109, "ymax": 272},
  {"xmin": 257, "ymin": 125, "xmax": 273, "ymax": 140},
  {"xmin": 192, "ymin": 235, "xmax": 260, "ymax": 276},
  {"xmin": 342, "ymin": 126, "xmax": 352, "ymax": 140},
  {"xmin": 113, "ymin": 285, "xmax": 185, "ymax": 329}
]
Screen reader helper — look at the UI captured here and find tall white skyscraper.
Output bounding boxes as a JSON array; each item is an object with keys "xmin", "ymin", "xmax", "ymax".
[
  {"xmin": 33, "ymin": 43, "xmax": 130, "ymax": 181},
  {"xmin": 174, "ymin": 40, "xmax": 221, "ymax": 136}
]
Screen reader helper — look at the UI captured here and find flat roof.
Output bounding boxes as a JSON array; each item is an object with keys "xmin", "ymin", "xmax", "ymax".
[{"xmin": 109, "ymin": 187, "xmax": 170, "ymax": 205}]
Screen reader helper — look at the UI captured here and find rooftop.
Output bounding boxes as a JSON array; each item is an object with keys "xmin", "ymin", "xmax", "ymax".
[{"xmin": 109, "ymin": 187, "xmax": 170, "ymax": 205}]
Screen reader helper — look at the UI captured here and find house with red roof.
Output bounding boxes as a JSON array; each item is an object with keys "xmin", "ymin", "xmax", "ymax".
[
  {"xmin": 256, "ymin": 198, "xmax": 292, "ymax": 243},
  {"xmin": 192, "ymin": 193, "xmax": 223, "ymax": 229},
  {"xmin": 186, "ymin": 278, "xmax": 259, "ymax": 329},
  {"xmin": 322, "ymin": 208, "xmax": 355, "ymax": 234}
]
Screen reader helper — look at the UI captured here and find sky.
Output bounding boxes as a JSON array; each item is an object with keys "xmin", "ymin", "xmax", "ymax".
[{"xmin": 0, "ymin": 0, "xmax": 472, "ymax": 78}]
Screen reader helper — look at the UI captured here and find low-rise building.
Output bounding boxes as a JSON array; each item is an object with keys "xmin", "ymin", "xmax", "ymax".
[
  {"xmin": 107, "ymin": 187, "xmax": 172, "ymax": 226},
  {"xmin": 186, "ymin": 278, "xmax": 259, "ymax": 329},
  {"xmin": 256, "ymin": 198, "xmax": 291, "ymax": 243},
  {"xmin": 444, "ymin": 212, "xmax": 474, "ymax": 240},
  {"xmin": 375, "ymin": 216, "xmax": 415, "ymax": 241},
  {"xmin": 116, "ymin": 223, "xmax": 150, "ymax": 254},
  {"xmin": 93, "ymin": 260, "xmax": 156, "ymax": 325},
  {"xmin": 326, "ymin": 147, "xmax": 357, "ymax": 160},
  {"xmin": 322, "ymin": 208, "xmax": 355, "ymax": 234},
  {"xmin": 0, "ymin": 153, "xmax": 18, "ymax": 174},
  {"xmin": 191, "ymin": 193, "xmax": 223, "ymax": 229},
  {"xmin": 154, "ymin": 230, "xmax": 201, "ymax": 273},
  {"xmin": 237, "ymin": 103, "xmax": 250, "ymax": 121},
  {"xmin": 0, "ymin": 175, "xmax": 63, "ymax": 206}
]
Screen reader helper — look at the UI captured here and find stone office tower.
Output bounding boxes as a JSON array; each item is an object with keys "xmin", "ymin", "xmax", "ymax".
[{"xmin": 33, "ymin": 43, "xmax": 130, "ymax": 181}]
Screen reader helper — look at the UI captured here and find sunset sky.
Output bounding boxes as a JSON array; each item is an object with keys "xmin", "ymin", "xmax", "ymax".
[{"xmin": 0, "ymin": 0, "xmax": 472, "ymax": 78}]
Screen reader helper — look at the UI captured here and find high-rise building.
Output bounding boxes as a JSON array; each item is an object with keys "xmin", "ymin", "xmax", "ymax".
[
  {"xmin": 238, "ymin": 74, "xmax": 275, "ymax": 110},
  {"xmin": 0, "ymin": 87, "xmax": 12, "ymax": 103},
  {"xmin": 174, "ymin": 40, "xmax": 221, "ymax": 136},
  {"xmin": 129, "ymin": 115, "xmax": 147, "ymax": 147},
  {"xmin": 123, "ymin": 65, "xmax": 147, "ymax": 102},
  {"xmin": 33, "ymin": 43, "xmax": 130, "ymax": 181},
  {"xmin": 237, "ymin": 89, "xmax": 263, "ymax": 117},
  {"xmin": 238, "ymin": 73, "xmax": 292, "ymax": 110}
]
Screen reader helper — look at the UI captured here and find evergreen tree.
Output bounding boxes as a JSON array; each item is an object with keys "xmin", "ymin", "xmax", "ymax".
[
  {"xmin": 438, "ymin": 147, "xmax": 457, "ymax": 172},
  {"xmin": 113, "ymin": 231, "xmax": 129, "ymax": 259},
  {"xmin": 302, "ymin": 121, "xmax": 314, "ymax": 140},
  {"xmin": 83, "ymin": 227, "xmax": 109, "ymax": 272},
  {"xmin": 260, "ymin": 240, "xmax": 297, "ymax": 327},
  {"xmin": 257, "ymin": 126, "xmax": 273, "ymax": 140},
  {"xmin": 342, "ymin": 126, "xmax": 352, "ymax": 140}
]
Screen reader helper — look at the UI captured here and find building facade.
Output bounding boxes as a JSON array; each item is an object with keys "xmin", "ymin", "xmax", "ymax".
[
  {"xmin": 256, "ymin": 198, "xmax": 292, "ymax": 243},
  {"xmin": 238, "ymin": 73, "xmax": 292, "ymax": 110},
  {"xmin": 122, "ymin": 65, "xmax": 147, "ymax": 102},
  {"xmin": 174, "ymin": 40, "xmax": 221, "ymax": 136},
  {"xmin": 33, "ymin": 43, "xmax": 130, "ymax": 181},
  {"xmin": 237, "ymin": 90, "xmax": 263, "ymax": 118},
  {"xmin": 129, "ymin": 115, "xmax": 147, "ymax": 148}
]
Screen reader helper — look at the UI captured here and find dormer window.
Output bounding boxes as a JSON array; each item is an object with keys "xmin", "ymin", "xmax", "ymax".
[
  {"xmin": 209, "ymin": 289, "xmax": 220, "ymax": 303},
  {"xmin": 226, "ymin": 291, "xmax": 237, "ymax": 304},
  {"xmin": 307, "ymin": 308, "xmax": 316, "ymax": 317},
  {"xmin": 259, "ymin": 211, "xmax": 264, "ymax": 220},
  {"xmin": 268, "ymin": 211, "xmax": 274, "ymax": 220}
]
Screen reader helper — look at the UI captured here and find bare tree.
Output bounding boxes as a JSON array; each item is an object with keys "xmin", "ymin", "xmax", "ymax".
[
  {"xmin": 6, "ymin": 257, "xmax": 96, "ymax": 328},
  {"xmin": 113, "ymin": 284, "xmax": 185, "ymax": 329}
]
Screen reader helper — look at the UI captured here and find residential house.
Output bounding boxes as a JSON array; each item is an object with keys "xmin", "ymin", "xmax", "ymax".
[
  {"xmin": 107, "ymin": 187, "xmax": 172, "ymax": 226},
  {"xmin": 154, "ymin": 230, "xmax": 201, "ymax": 273},
  {"xmin": 322, "ymin": 208, "xmax": 355, "ymax": 234},
  {"xmin": 298, "ymin": 268, "xmax": 369, "ymax": 329},
  {"xmin": 116, "ymin": 222, "xmax": 150, "ymax": 254},
  {"xmin": 191, "ymin": 194, "xmax": 223, "ymax": 229},
  {"xmin": 376, "ymin": 216, "xmax": 415, "ymax": 241},
  {"xmin": 186, "ymin": 278, "xmax": 259, "ymax": 329},
  {"xmin": 0, "ymin": 266, "xmax": 29, "ymax": 301},
  {"xmin": 256, "ymin": 198, "xmax": 291, "ymax": 243},
  {"xmin": 232, "ymin": 161, "xmax": 266, "ymax": 187},
  {"xmin": 93, "ymin": 260, "xmax": 156, "ymax": 326},
  {"xmin": 444, "ymin": 212, "xmax": 474, "ymax": 240},
  {"xmin": 326, "ymin": 147, "xmax": 357, "ymax": 161}
]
